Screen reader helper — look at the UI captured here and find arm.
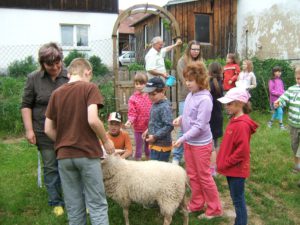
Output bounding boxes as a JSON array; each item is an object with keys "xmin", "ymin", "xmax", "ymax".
[
  {"xmin": 269, "ymin": 80, "xmax": 283, "ymax": 97},
  {"xmin": 178, "ymin": 97, "xmax": 212, "ymax": 143},
  {"xmin": 231, "ymin": 65, "xmax": 240, "ymax": 83},
  {"xmin": 44, "ymin": 118, "xmax": 57, "ymax": 141},
  {"xmin": 88, "ymin": 104, "xmax": 115, "ymax": 154},
  {"xmin": 21, "ymin": 108, "xmax": 36, "ymax": 144},
  {"xmin": 147, "ymin": 69, "xmax": 168, "ymax": 79},
  {"xmin": 224, "ymin": 124, "xmax": 250, "ymax": 167},
  {"xmin": 121, "ymin": 132, "xmax": 133, "ymax": 159},
  {"xmin": 152, "ymin": 104, "xmax": 174, "ymax": 140},
  {"xmin": 249, "ymin": 72, "xmax": 257, "ymax": 89},
  {"xmin": 164, "ymin": 39, "xmax": 182, "ymax": 53},
  {"xmin": 126, "ymin": 97, "xmax": 137, "ymax": 126}
]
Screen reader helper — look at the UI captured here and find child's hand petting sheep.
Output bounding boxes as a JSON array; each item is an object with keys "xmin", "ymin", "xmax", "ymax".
[{"xmin": 103, "ymin": 139, "xmax": 115, "ymax": 154}]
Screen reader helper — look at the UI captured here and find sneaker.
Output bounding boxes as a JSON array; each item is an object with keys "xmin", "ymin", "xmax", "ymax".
[
  {"xmin": 280, "ymin": 124, "xmax": 287, "ymax": 130},
  {"xmin": 53, "ymin": 206, "xmax": 64, "ymax": 216},
  {"xmin": 267, "ymin": 121, "xmax": 273, "ymax": 128},
  {"xmin": 198, "ymin": 213, "xmax": 222, "ymax": 220}
]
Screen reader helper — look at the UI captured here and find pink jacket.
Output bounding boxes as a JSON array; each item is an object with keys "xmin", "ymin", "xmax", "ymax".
[{"xmin": 127, "ymin": 91, "xmax": 152, "ymax": 132}]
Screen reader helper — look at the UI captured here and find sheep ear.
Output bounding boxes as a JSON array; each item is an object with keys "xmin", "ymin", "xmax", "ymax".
[{"xmin": 113, "ymin": 149, "xmax": 125, "ymax": 156}]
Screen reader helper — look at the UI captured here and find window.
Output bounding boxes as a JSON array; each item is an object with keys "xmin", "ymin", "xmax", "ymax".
[
  {"xmin": 61, "ymin": 24, "xmax": 89, "ymax": 47},
  {"xmin": 195, "ymin": 14, "xmax": 210, "ymax": 43},
  {"xmin": 144, "ymin": 25, "xmax": 148, "ymax": 48}
]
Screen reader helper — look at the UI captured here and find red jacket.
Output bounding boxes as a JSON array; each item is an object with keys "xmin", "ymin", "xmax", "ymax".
[
  {"xmin": 217, "ymin": 114, "xmax": 258, "ymax": 178},
  {"xmin": 223, "ymin": 63, "xmax": 240, "ymax": 91}
]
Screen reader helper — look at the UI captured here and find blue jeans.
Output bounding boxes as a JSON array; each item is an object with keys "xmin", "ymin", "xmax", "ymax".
[
  {"xmin": 172, "ymin": 101, "xmax": 185, "ymax": 162},
  {"xmin": 59, "ymin": 158, "xmax": 109, "ymax": 225},
  {"xmin": 227, "ymin": 177, "xmax": 247, "ymax": 225},
  {"xmin": 40, "ymin": 149, "xmax": 64, "ymax": 206},
  {"xmin": 150, "ymin": 150, "xmax": 171, "ymax": 162}
]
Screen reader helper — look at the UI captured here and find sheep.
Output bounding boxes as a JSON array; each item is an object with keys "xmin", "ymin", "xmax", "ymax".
[{"xmin": 101, "ymin": 154, "xmax": 189, "ymax": 225}]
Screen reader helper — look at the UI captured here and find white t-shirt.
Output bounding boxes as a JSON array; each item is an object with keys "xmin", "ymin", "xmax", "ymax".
[
  {"xmin": 145, "ymin": 47, "xmax": 167, "ymax": 79},
  {"xmin": 236, "ymin": 71, "xmax": 257, "ymax": 90}
]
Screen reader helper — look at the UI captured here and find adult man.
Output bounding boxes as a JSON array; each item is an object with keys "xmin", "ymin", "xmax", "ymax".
[{"xmin": 145, "ymin": 36, "xmax": 182, "ymax": 80}]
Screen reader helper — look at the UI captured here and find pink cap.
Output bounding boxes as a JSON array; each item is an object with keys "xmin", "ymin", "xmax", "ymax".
[{"xmin": 218, "ymin": 87, "xmax": 250, "ymax": 104}]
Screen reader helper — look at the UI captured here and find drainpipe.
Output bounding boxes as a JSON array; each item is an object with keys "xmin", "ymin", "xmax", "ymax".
[{"xmin": 245, "ymin": 29, "xmax": 248, "ymax": 59}]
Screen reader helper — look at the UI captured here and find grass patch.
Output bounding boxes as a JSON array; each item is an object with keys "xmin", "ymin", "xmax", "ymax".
[{"xmin": 0, "ymin": 111, "xmax": 300, "ymax": 224}]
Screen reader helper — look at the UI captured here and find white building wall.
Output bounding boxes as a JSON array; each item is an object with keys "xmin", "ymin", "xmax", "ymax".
[
  {"xmin": 0, "ymin": 8, "xmax": 118, "ymax": 71},
  {"xmin": 237, "ymin": 0, "xmax": 300, "ymax": 60}
]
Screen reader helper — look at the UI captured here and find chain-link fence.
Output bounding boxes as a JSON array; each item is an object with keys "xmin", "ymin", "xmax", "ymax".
[{"xmin": 0, "ymin": 38, "xmax": 114, "ymax": 74}]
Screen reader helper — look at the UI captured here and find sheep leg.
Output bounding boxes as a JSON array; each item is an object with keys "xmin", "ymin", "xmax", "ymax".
[
  {"xmin": 123, "ymin": 207, "xmax": 130, "ymax": 225},
  {"xmin": 163, "ymin": 215, "xmax": 172, "ymax": 225}
]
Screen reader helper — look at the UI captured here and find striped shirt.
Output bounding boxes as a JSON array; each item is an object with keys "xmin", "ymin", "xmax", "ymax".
[{"xmin": 278, "ymin": 85, "xmax": 300, "ymax": 128}]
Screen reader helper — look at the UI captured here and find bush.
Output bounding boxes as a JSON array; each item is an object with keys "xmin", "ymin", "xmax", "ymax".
[
  {"xmin": 0, "ymin": 77, "xmax": 25, "ymax": 136},
  {"xmin": 89, "ymin": 55, "xmax": 109, "ymax": 77},
  {"xmin": 164, "ymin": 58, "xmax": 172, "ymax": 70},
  {"xmin": 128, "ymin": 62, "xmax": 145, "ymax": 72},
  {"xmin": 8, "ymin": 56, "xmax": 38, "ymax": 77},
  {"xmin": 63, "ymin": 50, "xmax": 86, "ymax": 67},
  {"xmin": 250, "ymin": 57, "xmax": 294, "ymax": 111}
]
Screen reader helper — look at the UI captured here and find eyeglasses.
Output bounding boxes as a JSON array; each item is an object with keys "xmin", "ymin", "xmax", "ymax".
[{"xmin": 191, "ymin": 49, "xmax": 200, "ymax": 51}]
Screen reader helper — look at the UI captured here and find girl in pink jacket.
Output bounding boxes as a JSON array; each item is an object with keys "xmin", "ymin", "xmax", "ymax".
[{"xmin": 125, "ymin": 73, "xmax": 152, "ymax": 160}]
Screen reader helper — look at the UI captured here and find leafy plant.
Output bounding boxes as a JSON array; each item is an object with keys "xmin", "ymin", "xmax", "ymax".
[
  {"xmin": 128, "ymin": 63, "xmax": 145, "ymax": 72},
  {"xmin": 164, "ymin": 58, "xmax": 172, "ymax": 70},
  {"xmin": 89, "ymin": 55, "xmax": 109, "ymax": 77},
  {"xmin": 8, "ymin": 56, "xmax": 38, "ymax": 77},
  {"xmin": 63, "ymin": 50, "xmax": 86, "ymax": 67}
]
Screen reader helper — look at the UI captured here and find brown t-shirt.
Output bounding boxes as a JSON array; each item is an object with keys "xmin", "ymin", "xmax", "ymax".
[{"xmin": 46, "ymin": 81, "xmax": 104, "ymax": 159}]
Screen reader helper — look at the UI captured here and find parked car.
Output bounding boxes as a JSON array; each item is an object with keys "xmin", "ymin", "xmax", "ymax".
[{"xmin": 119, "ymin": 51, "xmax": 135, "ymax": 66}]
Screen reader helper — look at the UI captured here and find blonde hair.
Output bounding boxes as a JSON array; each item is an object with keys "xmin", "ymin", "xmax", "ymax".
[
  {"xmin": 183, "ymin": 61, "xmax": 209, "ymax": 90},
  {"xmin": 68, "ymin": 58, "xmax": 92, "ymax": 76},
  {"xmin": 243, "ymin": 60, "xmax": 253, "ymax": 72},
  {"xmin": 134, "ymin": 73, "xmax": 148, "ymax": 84}
]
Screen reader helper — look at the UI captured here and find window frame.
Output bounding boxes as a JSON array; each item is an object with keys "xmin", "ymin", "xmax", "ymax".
[
  {"xmin": 60, "ymin": 24, "xmax": 90, "ymax": 49},
  {"xmin": 194, "ymin": 13, "xmax": 212, "ymax": 45}
]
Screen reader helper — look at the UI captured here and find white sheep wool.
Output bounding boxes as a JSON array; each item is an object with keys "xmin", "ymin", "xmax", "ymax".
[{"xmin": 101, "ymin": 155, "xmax": 189, "ymax": 225}]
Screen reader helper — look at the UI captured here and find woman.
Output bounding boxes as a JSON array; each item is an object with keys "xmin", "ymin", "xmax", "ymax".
[
  {"xmin": 172, "ymin": 40, "xmax": 203, "ymax": 164},
  {"xmin": 21, "ymin": 42, "xmax": 69, "ymax": 216}
]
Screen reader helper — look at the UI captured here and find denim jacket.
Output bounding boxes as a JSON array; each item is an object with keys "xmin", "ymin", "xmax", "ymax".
[{"xmin": 148, "ymin": 99, "xmax": 174, "ymax": 146}]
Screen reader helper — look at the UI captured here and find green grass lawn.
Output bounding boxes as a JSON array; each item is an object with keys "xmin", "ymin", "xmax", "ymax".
[{"xmin": 0, "ymin": 111, "xmax": 299, "ymax": 225}]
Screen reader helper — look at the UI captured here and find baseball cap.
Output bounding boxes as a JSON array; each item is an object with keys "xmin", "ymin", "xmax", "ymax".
[
  {"xmin": 108, "ymin": 112, "xmax": 122, "ymax": 122},
  {"xmin": 218, "ymin": 87, "xmax": 250, "ymax": 104},
  {"xmin": 143, "ymin": 77, "xmax": 165, "ymax": 93}
]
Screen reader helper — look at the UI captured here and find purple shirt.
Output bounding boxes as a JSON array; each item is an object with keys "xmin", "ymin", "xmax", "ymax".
[
  {"xmin": 178, "ymin": 90, "xmax": 213, "ymax": 146},
  {"xmin": 269, "ymin": 78, "xmax": 284, "ymax": 103}
]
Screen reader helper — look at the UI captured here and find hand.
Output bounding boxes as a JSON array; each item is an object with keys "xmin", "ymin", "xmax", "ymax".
[
  {"xmin": 173, "ymin": 116, "xmax": 181, "ymax": 127},
  {"xmin": 175, "ymin": 39, "xmax": 182, "ymax": 46},
  {"xmin": 274, "ymin": 101, "xmax": 280, "ymax": 109},
  {"xmin": 103, "ymin": 139, "xmax": 115, "ymax": 155},
  {"xmin": 173, "ymin": 140, "xmax": 182, "ymax": 148},
  {"xmin": 26, "ymin": 129, "xmax": 36, "ymax": 144},
  {"xmin": 145, "ymin": 135, "xmax": 155, "ymax": 144},
  {"xmin": 124, "ymin": 120, "xmax": 131, "ymax": 128},
  {"xmin": 162, "ymin": 73, "xmax": 169, "ymax": 79},
  {"xmin": 228, "ymin": 80, "xmax": 232, "ymax": 85},
  {"xmin": 142, "ymin": 130, "xmax": 148, "ymax": 140}
]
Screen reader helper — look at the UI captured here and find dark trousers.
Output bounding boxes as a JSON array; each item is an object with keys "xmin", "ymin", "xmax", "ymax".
[{"xmin": 227, "ymin": 177, "xmax": 247, "ymax": 225}]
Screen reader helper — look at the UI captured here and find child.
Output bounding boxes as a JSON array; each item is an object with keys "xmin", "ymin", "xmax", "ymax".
[
  {"xmin": 236, "ymin": 59, "xmax": 257, "ymax": 90},
  {"xmin": 173, "ymin": 61, "xmax": 223, "ymax": 219},
  {"xmin": 125, "ymin": 73, "xmax": 152, "ymax": 160},
  {"xmin": 208, "ymin": 62, "xmax": 224, "ymax": 176},
  {"xmin": 268, "ymin": 66, "xmax": 285, "ymax": 129},
  {"xmin": 45, "ymin": 58, "xmax": 114, "ymax": 225},
  {"xmin": 223, "ymin": 53, "xmax": 240, "ymax": 92},
  {"xmin": 142, "ymin": 77, "xmax": 174, "ymax": 162},
  {"xmin": 274, "ymin": 66, "xmax": 300, "ymax": 173},
  {"xmin": 217, "ymin": 87, "xmax": 258, "ymax": 225},
  {"xmin": 107, "ymin": 112, "xmax": 132, "ymax": 159}
]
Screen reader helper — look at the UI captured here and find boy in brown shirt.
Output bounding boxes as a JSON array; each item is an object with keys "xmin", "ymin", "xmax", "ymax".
[{"xmin": 45, "ymin": 58, "xmax": 114, "ymax": 225}]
